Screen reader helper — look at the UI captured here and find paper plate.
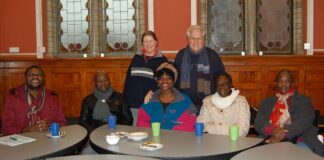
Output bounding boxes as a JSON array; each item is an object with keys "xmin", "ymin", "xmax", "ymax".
[
  {"xmin": 140, "ymin": 142, "xmax": 163, "ymax": 151},
  {"xmin": 127, "ymin": 132, "xmax": 148, "ymax": 141},
  {"xmin": 47, "ymin": 131, "xmax": 66, "ymax": 138}
]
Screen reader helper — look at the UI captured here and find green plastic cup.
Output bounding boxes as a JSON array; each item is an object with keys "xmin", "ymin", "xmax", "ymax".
[
  {"xmin": 151, "ymin": 122, "xmax": 161, "ymax": 137},
  {"xmin": 229, "ymin": 125, "xmax": 239, "ymax": 141}
]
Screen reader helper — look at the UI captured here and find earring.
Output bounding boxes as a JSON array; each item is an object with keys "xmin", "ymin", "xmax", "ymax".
[{"xmin": 154, "ymin": 49, "xmax": 158, "ymax": 54}]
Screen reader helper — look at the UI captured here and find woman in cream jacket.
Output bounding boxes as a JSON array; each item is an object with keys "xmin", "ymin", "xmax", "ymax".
[{"xmin": 197, "ymin": 72, "xmax": 250, "ymax": 136}]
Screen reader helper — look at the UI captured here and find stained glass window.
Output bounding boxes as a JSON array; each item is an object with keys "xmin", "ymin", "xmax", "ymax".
[
  {"xmin": 207, "ymin": 0, "xmax": 244, "ymax": 54},
  {"xmin": 47, "ymin": 0, "xmax": 144, "ymax": 57},
  {"xmin": 205, "ymin": 0, "xmax": 299, "ymax": 55},
  {"xmin": 257, "ymin": 0, "xmax": 292, "ymax": 54},
  {"xmin": 106, "ymin": 0, "xmax": 136, "ymax": 52},
  {"xmin": 60, "ymin": 0, "xmax": 89, "ymax": 53}
]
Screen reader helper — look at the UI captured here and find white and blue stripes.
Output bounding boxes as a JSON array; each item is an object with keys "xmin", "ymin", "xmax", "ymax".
[{"xmin": 131, "ymin": 67, "xmax": 154, "ymax": 79}]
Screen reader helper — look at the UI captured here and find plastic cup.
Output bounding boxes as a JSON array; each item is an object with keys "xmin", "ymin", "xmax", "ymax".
[
  {"xmin": 151, "ymin": 122, "xmax": 161, "ymax": 137},
  {"xmin": 107, "ymin": 115, "xmax": 117, "ymax": 129},
  {"xmin": 49, "ymin": 123, "xmax": 60, "ymax": 136},
  {"xmin": 229, "ymin": 125, "xmax": 239, "ymax": 141},
  {"xmin": 195, "ymin": 123, "xmax": 204, "ymax": 136}
]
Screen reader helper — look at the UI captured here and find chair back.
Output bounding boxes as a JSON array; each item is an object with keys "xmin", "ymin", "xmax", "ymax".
[
  {"xmin": 248, "ymin": 107, "xmax": 258, "ymax": 135},
  {"xmin": 313, "ymin": 110, "xmax": 320, "ymax": 127}
]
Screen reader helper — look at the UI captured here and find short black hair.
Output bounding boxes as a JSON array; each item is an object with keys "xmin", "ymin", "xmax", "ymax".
[
  {"xmin": 24, "ymin": 65, "xmax": 45, "ymax": 78},
  {"xmin": 276, "ymin": 69, "xmax": 293, "ymax": 83},
  {"xmin": 154, "ymin": 67, "xmax": 176, "ymax": 81},
  {"xmin": 216, "ymin": 72, "xmax": 232, "ymax": 85}
]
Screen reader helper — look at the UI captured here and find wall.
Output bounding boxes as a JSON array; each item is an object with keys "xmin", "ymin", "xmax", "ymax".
[
  {"xmin": 154, "ymin": 1, "xmax": 191, "ymax": 51},
  {"xmin": 314, "ymin": 0, "xmax": 324, "ymax": 51},
  {"xmin": 0, "ymin": 0, "xmax": 36, "ymax": 53}
]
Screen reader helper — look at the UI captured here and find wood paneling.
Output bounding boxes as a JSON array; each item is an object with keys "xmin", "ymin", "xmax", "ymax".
[{"xmin": 1, "ymin": 56, "xmax": 324, "ymax": 118}]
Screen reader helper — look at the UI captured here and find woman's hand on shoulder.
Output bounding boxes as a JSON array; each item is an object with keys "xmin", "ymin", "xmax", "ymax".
[{"xmin": 144, "ymin": 90, "xmax": 154, "ymax": 104}]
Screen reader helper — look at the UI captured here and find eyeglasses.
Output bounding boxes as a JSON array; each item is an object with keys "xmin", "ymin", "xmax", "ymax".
[
  {"xmin": 189, "ymin": 37, "xmax": 204, "ymax": 42},
  {"xmin": 96, "ymin": 80, "xmax": 109, "ymax": 83},
  {"xmin": 27, "ymin": 73, "xmax": 43, "ymax": 77}
]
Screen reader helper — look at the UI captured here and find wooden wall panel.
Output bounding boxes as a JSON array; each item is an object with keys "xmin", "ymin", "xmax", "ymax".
[
  {"xmin": 305, "ymin": 89, "xmax": 324, "ymax": 111},
  {"xmin": 50, "ymin": 69, "xmax": 82, "ymax": 117},
  {"xmin": 4, "ymin": 69, "xmax": 26, "ymax": 90},
  {"xmin": 1, "ymin": 56, "xmax": 324, "ymax": 118},
  {"xmin": 240, "ymin": 89, "xmax": 262, "ymax": 108},
  {"xmin": 51, "ymin": 69, "xmax": 81, "ymax": 90},
  {"xmin": 226, "ymin": 67, "xmax": 263, "ymax": 108},
  {"xmin": 305, "ymin": 69, "xmax": 324, "ymax": 111}
]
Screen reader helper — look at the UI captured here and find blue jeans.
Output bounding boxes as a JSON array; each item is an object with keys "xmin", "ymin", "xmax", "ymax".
[{"xmin": 130, "ymin": 108, "xmax": 139, "ymax": 126}]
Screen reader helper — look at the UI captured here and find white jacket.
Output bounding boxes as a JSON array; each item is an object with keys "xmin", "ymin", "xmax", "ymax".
[{"xmin": 197, "ymin": 95, "xmax": 251, "ymax": 136}]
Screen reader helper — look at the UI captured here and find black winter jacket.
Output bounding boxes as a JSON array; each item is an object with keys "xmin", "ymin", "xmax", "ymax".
[{"xmin": 79, "ymin": 91, "xmax": 133, "ymax": 133}]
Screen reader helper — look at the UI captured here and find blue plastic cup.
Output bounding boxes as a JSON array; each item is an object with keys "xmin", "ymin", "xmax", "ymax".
[
  {"xmin": 195, "ymin": 122, "xmax": 204, "ymax": 136},
  {"xmin": 49, "ymin": 123, "xmax": 60, "ymax": 136},
  {"xmin": 107, "ymin": 115, "xmax": 117, "ymax": 129}
]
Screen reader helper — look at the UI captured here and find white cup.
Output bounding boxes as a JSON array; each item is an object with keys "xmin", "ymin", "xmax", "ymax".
[
  {"xmin": 241, "ymin": 51, "xmax": 245, "ymax": 56},
  {"xmin": 105, "ymin": 134, "xmax": 120, "ymax": 145}
]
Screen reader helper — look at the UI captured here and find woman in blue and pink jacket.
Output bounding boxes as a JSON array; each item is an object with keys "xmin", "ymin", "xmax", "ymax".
[{"xmin": 136, "ymin": 63, "xmax": 196, "ymax": 132}]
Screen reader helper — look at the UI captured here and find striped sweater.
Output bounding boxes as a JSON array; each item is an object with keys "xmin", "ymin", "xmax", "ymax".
[{"xmin": 123, "ymin": 52, "xmax": 167, "ymax": 108}]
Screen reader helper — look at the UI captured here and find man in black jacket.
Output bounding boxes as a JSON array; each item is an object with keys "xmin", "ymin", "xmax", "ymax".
[{"xmin": 79, "ymin": 71, "xmax": 133, "ymax": 133}]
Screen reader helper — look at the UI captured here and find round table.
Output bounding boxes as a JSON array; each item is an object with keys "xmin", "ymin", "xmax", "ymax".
[
  {"xmin": 90, "ymin": 125, "xmax": 263, "ymax": 159},
  {"xmin": 0, "ymin": 125, "xmax": 87, "ymax": 159},
  {"xmin": 231, "ymin": 142, "xmax": 323, "ymax": 160},
  {"xmin": 47, "ymin": 154, "xmax": 158, "ymax": 160}
]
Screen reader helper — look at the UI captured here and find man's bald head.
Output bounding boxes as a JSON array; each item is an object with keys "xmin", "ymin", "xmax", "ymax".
[{"xmin": 94, "ymin": 71, "xmax": 111, "ymax": 92}]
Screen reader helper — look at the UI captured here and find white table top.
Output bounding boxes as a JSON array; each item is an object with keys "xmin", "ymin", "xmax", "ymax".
[
  {"xmin": 90, "ymin": 125, "xmax": 263, "ymax": 159},
  {"xmin": 47, "ymin": 154, "xmax": 158, "ymax": 160},
  {"xmin": 231, "ymin": 142, "xmax": 323, "ymax": 160},
  {"xmin": 0, "ymin": 125, "xmax": 87, "ymax": 160}
]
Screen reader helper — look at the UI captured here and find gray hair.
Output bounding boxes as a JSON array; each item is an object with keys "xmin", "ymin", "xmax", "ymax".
[{"xmin": 186, "ymin": 25, "xmax": 205, "ymax": 38}]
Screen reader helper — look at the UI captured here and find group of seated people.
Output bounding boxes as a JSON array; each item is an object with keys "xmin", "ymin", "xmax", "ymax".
[{"xmin": 1, "ymin": 24, "xmax": 324, "ymax": 157}]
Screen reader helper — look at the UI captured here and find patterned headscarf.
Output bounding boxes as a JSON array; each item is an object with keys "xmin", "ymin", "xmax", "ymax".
[
  {"xmin": 156, "ymin": 62, "xmax": 178, "ymax": 82},
  {"xmin": 269, "ymin": 88, "xmax": 295, "ymax": 127},
  {"xmin": 26, "ymin": 85, "xmax": 46, "ymax": 126}
]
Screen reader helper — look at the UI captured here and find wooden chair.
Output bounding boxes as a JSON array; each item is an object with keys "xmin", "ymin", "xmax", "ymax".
[
  {"xmin": 248, "ymin": 107, "xmax": 258, "ymax": 136},
  {"xmin": 313, "ymin": 110, "xmax": 320, "ymax": 127}
]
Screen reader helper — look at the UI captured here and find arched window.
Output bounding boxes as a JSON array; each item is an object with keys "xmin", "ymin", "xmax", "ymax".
[
  {"xmin": 207, "ymin": 0, "xmax": 245, "ymax": 54},
  {"xmin": 47, "ymin": 0, "xmax": 145, "ymax": 57},
  {"xmin": 60, "ymin": 0, "xmax": 89, "ymax": 53}
]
